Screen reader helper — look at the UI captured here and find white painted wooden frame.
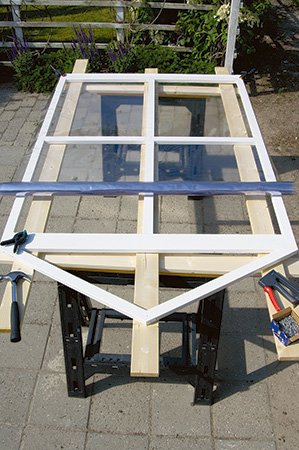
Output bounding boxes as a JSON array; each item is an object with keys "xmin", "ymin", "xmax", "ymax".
[{"xmin": 0, "ymin": 73, "xmax": 297, "ymax": 325}]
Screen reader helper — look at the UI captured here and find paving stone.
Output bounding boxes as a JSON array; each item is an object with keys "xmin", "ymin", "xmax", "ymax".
[
  {"xmin": 42, "ymin": 325, "xmax": 65, "ymax": 373},
  {"xmin": 0, "ymin": 110, "xmax": 15, "ymax": 121},
  {"xmin": 151, "ymin": 381, "xmax": 211, "ymax": 437},
  {"xmin": 21, "ymin": 97, "xmax": 37, "ymax": 108},
  {"xmin": 265, "ymin": 363, "xmax": 299, "ymax": 450},
  {"xmin": 0, "ymin": 423, "xmax": 23, "ymax": 450},
  {"xmin": 14, "ymin": 133, "xmax": 34, "ymax": 149},
  {"xmin": 217, "ymin": 334, "xmax": 267, "ymax": 381},
  {"xmin": 21, "ymin": 425, "xmax": 86, "ymax": 450},
  {"xmin": 203, "ymin": 196, "xmax": 246, "ymax": 223},
  {"xmin": 0, "ymin": 369, "xmax": 37, "ymax": 424},
  {"xmin": 19, "ymin": 122, "xmax": 36, "ymax": 134},
  {"xmin": 119, "ymin": 196, "xmax": 139, "ymax": 221},
  {"xmin": 150, "ymin": 436, "xmax": 213, "ymax": 450},
  {"xmin": 0, "ymin": 121, "xmax": 8, "ymax": 133},
  {"xmin": 29, "ymin": 372, "xmax": 91, "ymax": 428},
  {"xmin": 50, "ymin": 196, "xmax": 80, "ymax": 217},
  {"xmin": 45, "ymin": 216, "xmax": 75, "ymax": 233},
  {"xmin": 0, "ymin": 144, "xmax": 26, "ymax": 166},
  {"xmin": 28, "ymin": 109, "xmax": 44, "ymax": 122},
  {"xmin": 116, "ymin": 219, "xmax": 138, "ymax": 233},
  {"xmin": 14, "ymin": 107, "xmax": 32, "ymax": 119},
  {"xmin": 86, "ymin": 433, "xmax": 149, "ymax": 450},
  {"xmin": 78, "ymin": 196, "xmax": 121, "ymax": 220},
  {"xmin": 2, "ymin": 117, "xmax": 26, "ymax": 141},
  {"xmin": 0, "ymin": 324, "xmax": 50, "ymax": 370},
  {"xmin": 23, "ymin": 281, "xmax": 57, "ymax": 325},
  {"xmin": 214, "ymin": 440, "xmax": 276, "ymax": 450},
  {"xmin": 89, "ymin": 376, "xmax": 151, "ymax": 434},
  {"xmin": 161, "ymin": 195, "xmax": 193, "ymax": 224},
  {"xmin": 212, "ymin": 382, "xmax": 274, "ymax": 440},
  {"xmin": 5, "ymin": 100, "xmax": 22, "ymax": 110},
  {"xmin": 73, "ymin": 218, "xmax": 117, "ymax": 233},
  {"xmin": 159, "ymin": 221, "xmax": 198, "ymax": 234}
]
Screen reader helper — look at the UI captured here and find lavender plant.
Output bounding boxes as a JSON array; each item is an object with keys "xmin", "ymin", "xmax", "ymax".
[
  {"xmin": 107, "ymin": 41, "xmax": 134, "ymax": 72},
  {"xmin": 6, "ymin": 33, "xmax": 30, "ymax": 65},
  {"xmin": 67, "ymin": 25, "xmax": 103, "ymax": 71}
]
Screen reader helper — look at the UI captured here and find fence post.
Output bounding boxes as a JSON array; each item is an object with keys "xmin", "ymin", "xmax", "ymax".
[
  {"xmin": 224, "ymin": 0, "xmax": 241, "ymax": 74},
  {"xmin": 11, "ymin": 3, "xmax": 24, "ymax": 42},
  {"xmin": 116, "ymin": 6, "xmax": 124, "ymax": 42}
]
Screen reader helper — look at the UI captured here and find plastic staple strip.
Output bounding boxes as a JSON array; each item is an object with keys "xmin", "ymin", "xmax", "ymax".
[{"xmin": 0, "ymin": 181, "xmax": 294, "ymax": 197}]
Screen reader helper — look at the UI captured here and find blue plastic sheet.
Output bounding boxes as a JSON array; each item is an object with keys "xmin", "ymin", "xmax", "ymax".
[{"xmin": 0, "ymin": 181, "xmax": 294, "ymax": 196}]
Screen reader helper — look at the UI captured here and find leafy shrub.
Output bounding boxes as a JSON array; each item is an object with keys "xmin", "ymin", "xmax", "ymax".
[
  {"xmin": 11, "ymin": 49, "xmax": 75, "ymax": 93},
  {"xmin": 177, "ymin": 0, "xmax": 272, "ymax": 66}
]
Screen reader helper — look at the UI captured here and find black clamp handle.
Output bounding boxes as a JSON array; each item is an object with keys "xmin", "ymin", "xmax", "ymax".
[{"xmin": 0, "ymin": 230, "xmax": 28, "ymax": 253}]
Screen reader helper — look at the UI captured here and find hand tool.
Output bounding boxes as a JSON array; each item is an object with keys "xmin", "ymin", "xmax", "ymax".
[
  {"xmin": 0, "ymin": 230, "xmax": 28, "ymax": 253},
  {"xmin": 0, "ymin": 271, "xmax": 31, "ymax": 342},
  {"xmin": 258, "ymin": 269, "xmax": 299, "ymax": 306},
  {"xmin": 259, "ymin": 272, "xmax": 299, "ymax": 345}
]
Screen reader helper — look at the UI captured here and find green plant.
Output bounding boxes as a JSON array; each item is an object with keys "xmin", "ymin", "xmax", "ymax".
[
  {"xmin": 177, "ymin": 0, "xmax": 271, "ymax": 66},
  {"xmin": 12, "ymin": 49, "xmax": 75, "ymax": 92}
]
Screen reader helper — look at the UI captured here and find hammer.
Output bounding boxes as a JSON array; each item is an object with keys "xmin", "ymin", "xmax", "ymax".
[{"xmin": 0, "ymin": 272, "xmax": 30, "ymax": 342}]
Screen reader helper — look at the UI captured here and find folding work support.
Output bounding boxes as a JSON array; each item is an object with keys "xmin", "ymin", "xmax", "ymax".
[
  {"xmin": 58, "ymin": 283, "xmax": 88, "ymax": 398},
  {"xmin": 57, "ymin": 274, "xmax": 225, "ymax": 404}
]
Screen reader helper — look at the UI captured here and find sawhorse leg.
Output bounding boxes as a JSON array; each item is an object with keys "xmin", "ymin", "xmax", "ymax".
[
  {"xmin": 194, "ymin": 290, "xmax": 225, "ymax": 405},
  {"xmin": 58, "ymin": 283, "xmax": 90, "ymax": 398}
]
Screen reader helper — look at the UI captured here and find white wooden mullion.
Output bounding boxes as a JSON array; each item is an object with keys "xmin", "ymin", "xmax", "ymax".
[
  {"xmin": 1, "ymin": 76, "xmax": 67, "ymax": 242},
  {"xmin": 145, "ymin": 248, "xmax": 295, "ymax": 324},
  {"xmin": 0, "ymin": 246, "xmax": 147, "ymax": 324},
  {"xmin": 236, "ymin": 78, "xmax": 277, "ymax": 182},
  {"xmin": 22, "ymin": 233, "xmax": 287, "ymax": 254},
  {"xmin": 44, "ymin": 136, "xmax": 146, "ymax": 145},
  {"xmin": 65, "ymin": 73, "xmax": 241, "ymax": 84},
  {"xmin": 235, "ymin": 79, "xmax": 297, "ymax": 241}
]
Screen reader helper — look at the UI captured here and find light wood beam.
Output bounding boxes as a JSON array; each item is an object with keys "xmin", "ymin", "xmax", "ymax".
[
  {"xmin": 0, "ymin": 59, "xmax": 88, "ymax": 333},
  {"xmin": 131, "ymin": 69, "xmax": 159, "ymax": 377},
  {"xmin": 216, "ymin": 67, "xmax": 299, "ymax": 360}
]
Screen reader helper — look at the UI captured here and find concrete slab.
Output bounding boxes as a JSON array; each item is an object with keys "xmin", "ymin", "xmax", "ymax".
[
  {"xmin": 151, "ymin": 381, "xmax": 211, "ymax": 437},
  {"xmin": 24, "ymin": 281, "xmax": 57, "ymax": 325},
  {"xmin": 265, "ymin": 363, "xmax": 299, "ymax": 450},
  {"xmin": 217, "ymin": 334, "xmax": 267, "ymax": 381},
  {"xmin": 21, "ymin": 425, "xmax": 86, "ymax": 450},
  {"xmin": 29, "ymin": 372, "xmax": 91, "ymax": 428},
  {"xmin": 0, "ymin": 423, "xmax": 23, "ymax": 450},
  {"xmin": 150, "ymin": 436, "xmax": 213, "ymax": 450},
  {"xmin": 86, "ymin": 433, "xmax": 149, "ymax": 450},
  {"xmin": 0, "ymin": 324, "xmax": 50, "ymax": 370},
  {"xmin": 78, "ymin": 197, "xmax": 121, "ymax": 220},
  {"xmin": 89, "ymin": 376, "xmax": 151, "ymax": 434},
  {"xmin": 212, "ymin": 382, "xmax": 274, "ymax": 440},
  {"xmin": 214, "ymin": 440, "xmax": 276, "ymax": 450},
  {"xmin": 74, "ymin": 218, "xmax": 117, "ymax": 233},
  {"xmin": 0, "ymin": 369, "xmax": 37, "ymax": 423},
  {"xmin": 42, "ymin": 325, "xmax": 65, "ymax": 373}
]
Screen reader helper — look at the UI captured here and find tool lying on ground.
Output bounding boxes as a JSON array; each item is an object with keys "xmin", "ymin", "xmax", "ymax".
[
  {"xmin": 0, "ymin": 271, "xmax": 31, "ymax": 342},
  {"xmin": 0, "ymin": 230, "xmax": 28, "ymax": 253},
  {"xmin": 259, "ymin": 270, "xmax": 299, "ymax": 346}
]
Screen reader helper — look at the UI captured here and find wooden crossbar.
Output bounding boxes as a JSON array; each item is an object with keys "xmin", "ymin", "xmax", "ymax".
[{"xmin": 0, "ymin": 59, "xmax": 88, "ymax": 333}]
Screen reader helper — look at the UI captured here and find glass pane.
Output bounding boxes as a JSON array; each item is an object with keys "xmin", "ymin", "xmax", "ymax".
[
  {"xmin": 33, "ymin": 144, "xmax": 141, "ymax": 182},
  {"xmin": 157, "ymin": 145, "xmax": 242, "ymax": 182},
  {"xmin": 157, "ymin": 83, "xmax": 230, "ymax": 137},
  {"xmin": 48, "ymin": 83, "xmax": 144, "ymax": 136}
]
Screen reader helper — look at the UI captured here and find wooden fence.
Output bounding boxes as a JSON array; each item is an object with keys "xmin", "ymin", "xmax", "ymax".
[{"xmin": 0, "ymin": 0, "xmax": 240, "ymax": 72}]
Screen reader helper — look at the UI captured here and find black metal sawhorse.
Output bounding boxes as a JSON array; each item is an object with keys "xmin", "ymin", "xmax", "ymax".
[{"xmin": 57, "ymin": 272, "xmax": 225, "ymax": 405}]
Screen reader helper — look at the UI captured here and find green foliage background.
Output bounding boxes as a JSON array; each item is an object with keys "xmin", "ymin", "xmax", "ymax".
[{"xmin": 6, "ymin": 0, "xmax": 272, "ymax": 92}]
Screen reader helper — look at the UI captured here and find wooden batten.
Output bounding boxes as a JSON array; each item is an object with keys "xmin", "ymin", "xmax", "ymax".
[
  {"xmin": 0, "ymin": 59, "xmax": 88, "ymax": 333},
  {"xmin": 216, "ymin": 67, "xmax": 299, "ymax": 360},
  {"xmin": 131, "ymin": 68, "xmax": 160, "ymax": 377}
]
